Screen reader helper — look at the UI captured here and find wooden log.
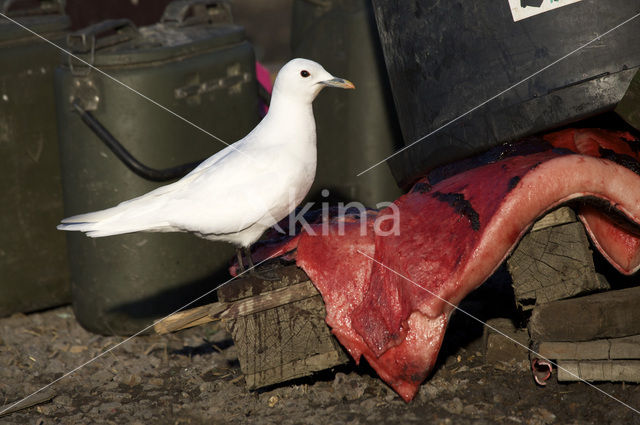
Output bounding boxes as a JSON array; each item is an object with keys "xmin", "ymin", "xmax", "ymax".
[
  {"xmin": 557, "ymin": 360, "xmax": 640, "ymax": 382},
  {"xmin": 219, "ymin": 265, "xmax": 349, "ymax": 389},
  {"xmin": 507, "ymin": 207, "xmax": 609, "ymax": 311},
  {"xmin": 227, "ymin": 295, "xmax": 349, "ymax": 389},
  {"xmin": 538, "ymin": 335, "xmax": 640, "ymax": 360},
  {"xmin": 529, "ymin": 286, "xmax": 640, "ymax": 342},
  {"xmin": 483, "ymin": 318, "xmax": 529, "ymax": 363}
]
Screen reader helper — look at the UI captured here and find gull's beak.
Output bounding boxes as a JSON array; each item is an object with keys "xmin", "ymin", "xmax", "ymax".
[{"xmin": 319, "ymin": 77, "xmax": 356, "ymax": 89}]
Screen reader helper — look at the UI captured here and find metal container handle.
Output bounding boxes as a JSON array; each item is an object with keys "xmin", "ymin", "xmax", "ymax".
[
  {"xmin": 2, "ymin": 0, "xmax": 65, "ymax": 16},
  {"xmin": 72, "ymin": 100, "xmax": 205, "ymax": 182},
  {"xmin": 161, "ymin": 0, "xmax": 233, "ymax": 26},
  {"xmin": 66, "ymin": 19, "xmax": 138, "ymax": 75},
  {"xmin": 67, "ymin": 18, "xmax": 138, "ymax": 54}
]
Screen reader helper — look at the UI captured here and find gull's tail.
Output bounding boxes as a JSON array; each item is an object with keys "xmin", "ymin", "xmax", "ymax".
[{"xmin": 57, "ymin": 194, "xmax": 172, "ymax": 238}]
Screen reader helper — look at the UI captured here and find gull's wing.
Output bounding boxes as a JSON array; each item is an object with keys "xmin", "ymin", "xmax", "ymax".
[{"xmin": 58, "ymin": 137, "xmax": 292, "ymax": 238}]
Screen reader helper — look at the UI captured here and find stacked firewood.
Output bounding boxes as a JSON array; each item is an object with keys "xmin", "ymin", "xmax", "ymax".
[{"xmin": 486, "ymin": 207, "xmax": 640, "ymax": 384}]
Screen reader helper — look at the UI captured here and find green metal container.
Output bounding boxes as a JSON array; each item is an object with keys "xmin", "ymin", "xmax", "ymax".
[
  {"xmin": 55, "ymin": 1, "xmax": 259, "ymax": 335},
  {"xmin": 0, "ymin": 0, "xmax": 71, "ymax": 316},
  {"xmin": 291, "ymin": 0, "xmax": 403, "ymax": 207}
]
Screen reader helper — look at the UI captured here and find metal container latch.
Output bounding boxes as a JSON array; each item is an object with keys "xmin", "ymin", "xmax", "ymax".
[{"xmin": 69, "ymin": 78, "xmax": 100, "ymax": 111}]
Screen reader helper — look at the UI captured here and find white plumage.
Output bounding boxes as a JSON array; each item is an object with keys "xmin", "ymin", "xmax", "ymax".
[{"xmin": 58, "ymin": 58, "xmax": 355, "ymax": 250}]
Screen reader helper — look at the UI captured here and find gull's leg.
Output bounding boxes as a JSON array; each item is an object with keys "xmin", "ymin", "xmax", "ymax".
[
  {"xmin": 245, "ymin": 246, "xmax": 280, "ymax": 281},
  {"xmin": 244, "ymin": 246, "xmax": 255, "ymax": 270},
  {"xmin": 236, "ymin": 247, "xmax": 245, "ymax": 273}
]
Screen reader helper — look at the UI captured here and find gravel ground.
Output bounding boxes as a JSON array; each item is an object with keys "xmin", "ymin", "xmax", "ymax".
[{"xmin": 2, "ymin": 283, "xmax": 640, "ymax": 424}]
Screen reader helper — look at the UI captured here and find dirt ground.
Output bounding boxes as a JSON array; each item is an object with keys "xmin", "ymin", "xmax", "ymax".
[{"xmin": 2, "ymin": 275, "xmax": 640, "ymax": 425}]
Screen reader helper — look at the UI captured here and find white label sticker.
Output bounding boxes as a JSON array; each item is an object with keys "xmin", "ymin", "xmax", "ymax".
[{"xmin": 508, "ymin": 0, "xmax": 583, "ymax": 22}]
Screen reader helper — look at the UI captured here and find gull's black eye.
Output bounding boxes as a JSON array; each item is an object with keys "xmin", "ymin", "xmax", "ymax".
[{"xmin": 300, "ymin": 70, "xmax": 310, "ymax": 78}]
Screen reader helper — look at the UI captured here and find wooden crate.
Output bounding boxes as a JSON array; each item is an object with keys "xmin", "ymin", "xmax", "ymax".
[{"xmin": 217, "ymin": 266, "xmax": 349, "ymax": 389}]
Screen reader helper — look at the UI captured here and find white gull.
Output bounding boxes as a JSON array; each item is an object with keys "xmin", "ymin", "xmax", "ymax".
[{"xmin": 58, "ymin": 58, "xmax": 355, "ymax": 274}]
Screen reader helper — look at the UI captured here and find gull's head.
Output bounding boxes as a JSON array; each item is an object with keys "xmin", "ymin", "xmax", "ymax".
[{"xmin": 272, "ymin": 58, "xmax": 355, "ymax": 104}]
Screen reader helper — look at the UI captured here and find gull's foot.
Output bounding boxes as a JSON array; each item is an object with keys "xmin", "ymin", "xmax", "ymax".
[
  {"xmin": 256, "ymin": 262, "xmax": 280, "ymax": 273},
  {"xmin": 249, "ymin": 266, "xmax": 281, "ymax": 281},
  {"xmin": 239, "ymin": 246, "xmax": 281, "ymax": 281}
]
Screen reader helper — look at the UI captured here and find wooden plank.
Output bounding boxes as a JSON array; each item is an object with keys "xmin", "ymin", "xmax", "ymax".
[
  {"xmin": 0, "ymin": 389, "xmax": 55, "ymax": 417},
  {"xmin": 217, "ymin": 266, "xmax": 310, "ymax": 302},
  {"xmin": 557, "ymin": 360, "xmax": 640, "ymax": 382},
  {"xmin": 611, "ymin": 335, "xmax": 640, "ymax": 359},
  {"xmin": 154, "ymin": 305, "xmax": 213, "ymax": 334},
  {"xmin": 529, "ymin": 286, "xmax": 640, "ymax": 342},
  {"xmin": 216, "ymin": 281, "xmax": 319, "ymax": 319},
  {"xmin": 539, "ymin": 340, "xmax": 610, "ymax": 360},
  {"xmin": 154, "ymin": 281, "xmax": 320, "ymax": 334},
  {"xmin": 507, "ymin": 208, "xmax": 609, "ymax": 310},
  {"xmin": 539, "ymin": 335, "xmax": 640, "ymax": 360}
]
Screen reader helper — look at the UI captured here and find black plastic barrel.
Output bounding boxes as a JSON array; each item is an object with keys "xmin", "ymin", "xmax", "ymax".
[
  {"xmin": 55, "ymin": 0, "xmax": 259, "ymax": 335},
  {"xmin": 372, "ymin": 0, "xmax": 640, "ymax": 188},
  {"xmin": 291, "ymin": 0, "xmax": 403, "ymax": 207},
  {"xmin": 0, "ymin": 0, "xmax": 71, "ymax": 316}
]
